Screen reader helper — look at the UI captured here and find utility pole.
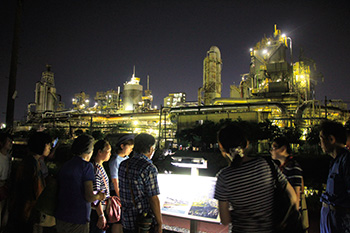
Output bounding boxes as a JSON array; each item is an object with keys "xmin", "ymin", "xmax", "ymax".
[{"xmin": 6, "ymin": 0, "xmax": 23, "ymax": 129}]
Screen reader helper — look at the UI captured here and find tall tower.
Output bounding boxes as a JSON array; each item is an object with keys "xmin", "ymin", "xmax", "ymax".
[
  {"xmin": 202, "ymin": 46, "xmax": 222, "ymax": 105},
  {"xmin": 35, "ymin": 65, "xmax": 57, "ymax": 112},
  {"xmin": 143, "ymin": 75, "xmax": 153, "ymax": 110},
  {"xmin": 123, "ymin": 69, "xmax": 143, "ymax": 111}
]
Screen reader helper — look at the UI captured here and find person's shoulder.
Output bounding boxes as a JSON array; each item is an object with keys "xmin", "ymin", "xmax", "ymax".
[
  {"xmin": 339, "ymin": 148, "xmax": 350, "ymax": 163},
  {"xmin": 119, "ymin": 157, "xmax": 130, "ymax": 167},
  {"xmin": 216, "ymin": 165, "xmax": 230, "ymax": 177},
  {"xmin": 109, "ymin": 154, "xmax": 117, "ymax": 162},
  {"xmin": 286, "ymin": 156, "xmax": 301, "ymax": 168},
  {"xmin": 342, "ymin": 147, "xmax": 350, "ymax": 156}
]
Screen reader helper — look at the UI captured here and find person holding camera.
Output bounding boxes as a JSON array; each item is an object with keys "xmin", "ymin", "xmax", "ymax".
[{"xmin": 118, "ymin": 133, "xmax": 162, "ymax": 233}]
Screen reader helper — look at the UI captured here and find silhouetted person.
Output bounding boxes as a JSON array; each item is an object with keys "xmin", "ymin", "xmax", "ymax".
[
  {"xmin": 8, "ymin": 131, "xmax": 52, "ymax": 233},
  {"xmin": 271, "ymin": 136, "xmax": 303, "ymax": 209},
  {"xmin": 55, "ymin": 134, "xmax": 106, "ymax": 233},
  {"xmin": 214, "ymin": 124, "xmax": 297, "ymax": 232},
  {"xmin": 0, "ymin": 132, "xmax": 12, "ymax": 232},
  {"xmin": 319, "ymin": 120, "xmax": 350, "ymax": 233}
]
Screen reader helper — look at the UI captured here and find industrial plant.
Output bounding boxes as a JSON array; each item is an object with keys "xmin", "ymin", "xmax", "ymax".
[{"xmin": 21, "ymin": 25, "xmax": 348, "ymax": 148}]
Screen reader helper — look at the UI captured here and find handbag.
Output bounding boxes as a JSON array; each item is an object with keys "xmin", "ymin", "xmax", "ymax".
[
  {"xmin": 38, "ymin": 212, "xmax": 56, "ymax": 227},
  {"xmin": 264, "ymin": 157, "xmax": 304, "ymax": 233},
  {"xmin": 95, "ymin": 164, "xmax": 121, "ymax": 223},
  {"xmin": 35, "ymin": 177, "xmax": 58, "ymax": 227},
  {"xmin": 105, "ymin": 195, "xmax": 121, "ymax": 223}
]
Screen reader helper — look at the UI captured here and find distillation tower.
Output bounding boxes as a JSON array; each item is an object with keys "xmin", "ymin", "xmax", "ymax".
[
  {"xmin": 200, "ymin": 46, "xmax": 222, "ymax": 105},
  {"xmin": 34, "ymin": 65, "xmax": 57, "ymax": 113}
]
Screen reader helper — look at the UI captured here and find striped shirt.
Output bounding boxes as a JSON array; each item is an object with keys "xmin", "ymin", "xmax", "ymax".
[
  {"xmin": 278, "ymin": 156, "xmax": 303, "ymax": 188},
  {"xmin": 93, "ymin": 162, "xmax": 110, "ymax": 204},
  {"xmin": 214, "ymin": 157, "xmax": 287, "ymax": 233}
]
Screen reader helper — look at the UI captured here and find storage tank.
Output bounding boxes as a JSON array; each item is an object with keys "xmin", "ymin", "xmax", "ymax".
[{"xmin": 123, "ymin": 74, "xmax": 143, "ymax": 111}]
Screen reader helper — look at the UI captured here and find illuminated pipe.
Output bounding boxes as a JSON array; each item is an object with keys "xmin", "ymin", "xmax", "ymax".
[{"xmin": 169, "ymin": 102, "xmax": 288, "ymax": 116}]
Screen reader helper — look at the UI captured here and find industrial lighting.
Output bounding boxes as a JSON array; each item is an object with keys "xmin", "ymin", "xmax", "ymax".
[
  {"xmin": 171, "ymin": 157, "xmax": 207, "ymax": 176},
  {"xmin": 263, "ymin": 49, "xmax": 268, "ymax": 54}
]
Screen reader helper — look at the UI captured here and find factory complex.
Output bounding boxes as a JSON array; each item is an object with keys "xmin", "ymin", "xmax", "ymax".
[{"xmin": 19, "ymin": 25, "xmax": 348, "ymax": 148}]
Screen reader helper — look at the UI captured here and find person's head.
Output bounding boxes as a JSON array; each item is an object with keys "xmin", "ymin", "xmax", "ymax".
[
  {"xmin": 0, "ymin": 132, "xmax": 13, "ymax": 153},
  {"xmin": 270, "ymin": 136, "xmax": 291, "ymax": 160},
  {"xmin": 133, "ymin": 133, "xmax": 155, "ymax": 158},
  {"xmin": 319, "ymin": 120, "xmax": 346, "ymax": 154},
  {"xmin": 28, "ymin": 132, "xmax": 52, "ymax": 157},
  {"xmin": 217, "ymin": 124, "xmax": 248, "ymax": 165},
  {"xmin": 71, "ymin": 134, "xmax": 95, "ymax": 161},
  {"xmin": 116, "ymin": 134, "xmax": 134, "ymax": 157},
  {"xmin": 92, "ymin": 140, "xmax": 111, "ymax": 163}
]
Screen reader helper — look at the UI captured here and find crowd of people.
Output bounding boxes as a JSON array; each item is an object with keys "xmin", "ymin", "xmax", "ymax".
[{"xmin": 0, "ymin": 119, "xmax": 348, "ymax": 233}]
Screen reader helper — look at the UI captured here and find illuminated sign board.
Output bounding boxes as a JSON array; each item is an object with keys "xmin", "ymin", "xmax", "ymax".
[{"xmin": 158, "ymin": 174, "xmax": 220, "ymax": 223}]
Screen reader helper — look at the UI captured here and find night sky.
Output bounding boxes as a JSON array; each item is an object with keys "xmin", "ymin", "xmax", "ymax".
[{"xmin": 1, "ymin": 0, "xmax": 349, "ymax": 122}]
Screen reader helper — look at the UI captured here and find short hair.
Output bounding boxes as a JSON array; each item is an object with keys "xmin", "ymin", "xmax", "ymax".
[
  {"xmin": 116, "ymin": 134, "xmax": 134, "ymax": 152},
  {"xmin": 273, "ymin": 136, "xmax": 292, "ymax": 154},
  {"xmin": 217, "ymin": 124, "xmax": 247, "ymax": 153},
  {"xmin": 0, "ymin": 131, "xmax": 12, "ymax": 149},
  {"xmin": 133, "ymin": 133, "xmax": 155, "ymax": 155},
  {"xmin": 71, "ymin": 134, "xmax": 95, "ymax": 156},
  {"xmin": 28, "ymin": 132, "xmax": 52, "ymax": 155},
  {"xmin": 319, "ymin": 120, "xmax": 347, "ymax": 145},
  {"xmin": 92, "ymin": 140, "xmax": 110, "ymax": 160}
]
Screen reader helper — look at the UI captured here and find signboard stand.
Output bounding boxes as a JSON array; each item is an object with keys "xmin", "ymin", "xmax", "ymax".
[{"xmin": 190, "ymin": 220, "xmax": 198, "ymax": 233}]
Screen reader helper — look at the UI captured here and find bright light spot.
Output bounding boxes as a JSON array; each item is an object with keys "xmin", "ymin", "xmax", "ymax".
[
  {"xmin": 85, "ymin": 99, "xmax": 90, "ymax": 103},
  {"xmin": 133, "ymin": 120, "xmax": 139, "ymax": 126},
  {"xmin": 1, "ymin": 123, "xmax": 6, "ymax": 129},
  {"xmin": 282, "ymin": 34, "xmax": 286, "ymax": 37},
  {"xmin": 263, "ymin": 49, "xmax": 268, "ymax": 54},
  {"xmin": 249, "ymin": 48, "xmax": 253, "ymax": 52}
]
